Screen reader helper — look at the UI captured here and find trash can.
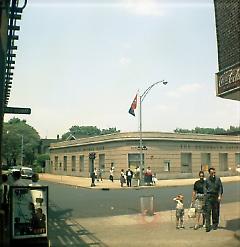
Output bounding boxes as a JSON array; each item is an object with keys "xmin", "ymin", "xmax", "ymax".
[{"xmin": 140, "ymin": 196, "xmax": 154, "ymax": 216}]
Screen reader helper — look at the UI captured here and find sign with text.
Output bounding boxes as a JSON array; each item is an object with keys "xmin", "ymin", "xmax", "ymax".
[
  {"xmin": 4, "ymin": 107, "xmax": 31, "ymax": 114},
  {"xmin": 10, "ymin": 186, "xmax": 48, "ymax": 240},
  {"xmin": 216, "ymin": 64, "xmax": 240, "ymax": 96}
]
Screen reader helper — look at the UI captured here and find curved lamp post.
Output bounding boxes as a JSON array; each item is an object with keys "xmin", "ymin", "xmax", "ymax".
[{"xmin": 139, "ymin": 80, "xmax": 168, "ymax": 185}]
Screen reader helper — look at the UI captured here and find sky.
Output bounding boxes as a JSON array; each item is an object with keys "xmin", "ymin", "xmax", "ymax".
[{"xmin": 4, "ymin": 0, "xmax": 240, "ymax": 139}]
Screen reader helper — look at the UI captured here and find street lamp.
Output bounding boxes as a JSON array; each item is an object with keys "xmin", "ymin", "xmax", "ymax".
[{"xmin": 139, "ymin": 80, "xmax": 168, "ymax": 185}]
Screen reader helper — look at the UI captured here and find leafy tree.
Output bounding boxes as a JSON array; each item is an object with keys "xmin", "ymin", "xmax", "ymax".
[
  {"xmin": 2, "ymin": 117, "xmax": 40, "ymax": 167},
  {"xmin": 174, "ymin": 126, "xmax": 240, "ymax": 135},
  {"xmin": 36, "ymin": 154, "xmax": 50, "ymax": 167},
  {"xmin": 62, "ymin": 125, "xmax": 120, "ymax": 140}
]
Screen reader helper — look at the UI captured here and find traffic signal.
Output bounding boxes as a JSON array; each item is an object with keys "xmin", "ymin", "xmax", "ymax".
[{"xmin": 89, "ymin": 152, "xmax": 96, "ymax": 159}]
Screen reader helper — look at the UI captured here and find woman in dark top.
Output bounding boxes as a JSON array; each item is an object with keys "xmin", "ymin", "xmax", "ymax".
[{"xmin": 192, "ymin": 170, "xmax": 205, "ymax": 230}]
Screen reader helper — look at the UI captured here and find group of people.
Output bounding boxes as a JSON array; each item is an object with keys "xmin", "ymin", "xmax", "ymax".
[
  {"xmin": 90, "ymin": 165, "xmax": 158, "ymax": 187},
  {"xmin": 173, "ymin": 167, "xmax": 223, "ymax": 232},
  {"xmin": 120, "ymin": 166, "xmax": 158, "ymax": 187}
]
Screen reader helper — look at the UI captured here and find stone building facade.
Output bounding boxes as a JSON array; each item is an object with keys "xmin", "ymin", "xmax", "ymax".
[{"xmin": 49, "ymin": 132, "xmax": 240, "ymax": 179}]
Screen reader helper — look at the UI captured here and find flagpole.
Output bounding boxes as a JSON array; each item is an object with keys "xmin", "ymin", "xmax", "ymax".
[
  {"xmin": 139, "ymin": 80, "xmax": 168, "ymax": 186},
  {"xmin": 139, "ymin": 94, "xmax": 143, "ymax": 184}
]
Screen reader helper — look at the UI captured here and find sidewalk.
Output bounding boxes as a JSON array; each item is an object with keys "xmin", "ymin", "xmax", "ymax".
[{"xmin": 73, "ymin": 202, "xmax": 240, "ymax": 247}]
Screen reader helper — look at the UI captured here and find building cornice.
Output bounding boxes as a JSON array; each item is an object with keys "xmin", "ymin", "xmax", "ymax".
[{"xmin": 49, "ymin": 132, "xmax": 240, "ymax": 150}]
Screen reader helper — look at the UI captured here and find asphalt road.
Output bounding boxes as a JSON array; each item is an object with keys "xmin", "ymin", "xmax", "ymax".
[{"xmin": 40, "ymin": 181, "xmax": 240, "ymax": 218}]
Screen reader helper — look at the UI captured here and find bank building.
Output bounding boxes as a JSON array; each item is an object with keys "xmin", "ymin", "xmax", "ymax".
[{"xmin": 49, "ymin": 132, "xmax": 240, "ymax": 179}]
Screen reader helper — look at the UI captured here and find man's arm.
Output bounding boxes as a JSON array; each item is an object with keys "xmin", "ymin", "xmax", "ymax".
[{"xmin": 218, "ymin": 177, "xmax": 223, "ymax": 201}]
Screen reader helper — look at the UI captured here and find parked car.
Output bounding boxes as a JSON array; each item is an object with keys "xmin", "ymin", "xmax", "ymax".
[
  {"xmin": 20, "ymin": 167, "xmax": 33, "ymax": 179},
  {"xmin": 8, "ymin": 166, "xmax": 21, "ymax": 174}
]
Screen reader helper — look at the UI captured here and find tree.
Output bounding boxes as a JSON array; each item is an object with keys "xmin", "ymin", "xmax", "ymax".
[
  {"xmin": 61, "ymin": 125, "xmax": 120, "ymax": 140},
  {"xmin": 36, "ymin": 154, "xmax": 50, "ymax": 168},
  {"xmin": 2, "ymin": 117, "xmax": 40, "ymax": 167},
  {"xmin": 174, "ymin": 126, "xmax": 240, "ymax": 135}
]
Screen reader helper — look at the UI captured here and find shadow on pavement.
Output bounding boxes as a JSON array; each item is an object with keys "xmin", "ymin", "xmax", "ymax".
[
  {"xmin": 225, "ymin": 218, "xmax": 240, "ymax": 232},
  {"xmin": 48, "ymin": 202, "xmax": 109, "ymax": 247}
]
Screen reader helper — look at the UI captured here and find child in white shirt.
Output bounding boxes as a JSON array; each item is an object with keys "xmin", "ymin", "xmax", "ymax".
[{"xmin": 173, "ymin": 194, "xmax": 185, "ymax": 229}]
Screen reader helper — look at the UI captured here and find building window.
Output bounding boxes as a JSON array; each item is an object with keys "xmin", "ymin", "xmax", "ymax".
[
  {"xmin": 80, "ymin": 155, "xmax": 84, "ymax": 172},
  {"xmin": 54, "ymin": 156, "xmax": 58, "ymax": 171},
  {"xmin": 235, "ymin": 153, "xmax": 240, "ymax": 166},
  {"xmin": 201, "ymin": 153, "xmax": 211, "ymax": 172},
  {"xmin": 72, "ymin": 156, "xmax": 76, "ymax": 171},
  {"xmin": 219, "ymin": 153, "xmax": 228, "ymax": 171},
  {"xmin": 63, "ymin": 156, "xmax": 67, "ymax": 171},
  {"xmin": 128, "ymin": 153, "xmax": 144, "ymax": 171},
  {"xmin": 181, "ymin": 153, "xmax": 192, "ymax": 173},
  {"xmin": 163, "ymin": 160, "xmax": 170, "ymax": 172},
  {"xmin": 99, "ymin": 154, "xmax": 105, "ymax": 170}
]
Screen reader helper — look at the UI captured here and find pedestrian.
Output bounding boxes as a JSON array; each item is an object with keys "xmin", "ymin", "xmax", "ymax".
[
  {"xmin": 192, "ymin": 170, "xmax": 206, "ymax": 230},
  {"xmin": 12, "ymin": 170, "xmax": 25, "ymax": 185},
  {"xmin": 109, "ymin": 168, "xmax": 114, "ymax": 182},
  {"xmin": 94, "ymin": 168, "xmax": 98, "ymax": 182},
  {"xmin": 98, "ymin": 168, "xmax": 103, "ymax": 182},
  {"xmin": 152, "ymin": 172, "xmax": 157, "ymax": 185},
  {"xmin": 126, "ymin": 168, "xmax": 133, "ymax": 187},
  {"xmin": 29, "ymin": 173, "xmax": 41, "ymax": 186},
  {"xmin": 90, "ymin": 170, "xmax": 96, "ymax": 187},
  {"xmin": 145, "ymin": 166, "xmax": 152, "ymax": 185},
  {"xmin": 173, "ymin": 194, "xmax": 185, "ymax": 229},
  {"xmin": 120, "ymin": 169, "xmax": 125, "ymax": 187},
  {"xmin": 134, "ymin": 166, "xmax": 140, "ymax": 186},
  {"xmin": 0, "ymin": 174, "xmax": 10, "ymax": 228},
  {"xmin": 204, "ymin": 167, "xmax": 223, "ymax": 232}
]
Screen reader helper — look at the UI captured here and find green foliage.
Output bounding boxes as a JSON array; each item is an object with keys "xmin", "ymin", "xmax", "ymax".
[
  {"xmin": 36, "ymin": 154, "xmax": 50, "ymax": 167},
  {"xmin": 174, "ymin": 126, "xmax": 240, "ymax": 135},
  {"xmin": 2, "ymin": 117, "xmax": 40, "ymax": 167},
  {"xmin": 61, "ymin": 125, "xmax": 120, "ymax": 140}
]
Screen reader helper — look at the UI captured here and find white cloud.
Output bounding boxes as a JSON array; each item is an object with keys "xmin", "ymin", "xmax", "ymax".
[
  {"xmin": 119, "ymin": 56, "xmax": 131, "ymax": 65},
  {"xmin": 123, "ymin": 0, "xmax": 166, "ymax": 16},
  {"xmin": 179, "ymin": 83, "xmax": 201, "ymax": 93},
  {"xmin": 167, "ymin": 83, "xmax": 202, "ymax": 98}
]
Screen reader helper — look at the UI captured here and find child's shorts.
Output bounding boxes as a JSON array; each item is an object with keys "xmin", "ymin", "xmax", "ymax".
[{"xmin": 176, "ymin": 208, "xmax": 184, "ymax": 218}]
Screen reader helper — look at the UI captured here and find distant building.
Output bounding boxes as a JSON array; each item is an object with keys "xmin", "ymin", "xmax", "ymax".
[
  {"xmin": 213, "ymin": 0, "xmax": 240, "ymax": 101},
  {"xmin": 49, "ymin": 132, "xmax": 240, "ymax": 179},
  {"xmin": 38, "ymin": 138, "xmax": 59, "ymax": 154}
]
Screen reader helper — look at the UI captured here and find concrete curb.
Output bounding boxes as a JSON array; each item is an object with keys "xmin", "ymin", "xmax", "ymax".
[{"xmin": 39, "ymin": 173, "xmax": 240, "ymax": 190}]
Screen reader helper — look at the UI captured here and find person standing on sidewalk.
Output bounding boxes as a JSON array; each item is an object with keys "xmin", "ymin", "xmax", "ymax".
[
  {"xmin": 109, "ymin": 168, "xmax": 114, "ymax": 182},
  {"xmin": 98, "ymin": 168, "xmax": 103, "ymax": 182},
  {"xmin": 90, "ymin": 170, "xmax": 96, "ymax": 187},
  {"xmin": 192, "ymin": 170, "xmax": 206, "ymax": 230},
  {"xmin": 204, "ymin": 167, "xmax": 223, "ymax": 232},
  {"xmin": 173, "ymin": 194, "xmax": 185, "ymax": 229},
  {"xmin": 126, "ymin": 168, "xmax": 133, "ymax": 187},
  {"xmin": 134, "ymin": 166, "xmax": 140, "ymax": 186},
  {"xmin": 120, "ymin": 169, "xmax": 125, "ymax": 187}
]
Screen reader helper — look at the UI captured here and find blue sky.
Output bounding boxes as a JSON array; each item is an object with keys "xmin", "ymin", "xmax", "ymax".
[{"xmin": 5, "ymin": 0, "xmax": 240, "ymax": 138}]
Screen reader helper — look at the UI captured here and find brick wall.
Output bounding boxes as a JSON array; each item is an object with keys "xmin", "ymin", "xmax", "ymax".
[{"xmin": 214, "ymin": 0, "xmax": 240, "ymax": 71}]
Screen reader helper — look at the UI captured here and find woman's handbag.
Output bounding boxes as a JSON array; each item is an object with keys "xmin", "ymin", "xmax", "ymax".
[{"xmin": 187, "ymin": 203, "xmax": 196, "ymax": 218}]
